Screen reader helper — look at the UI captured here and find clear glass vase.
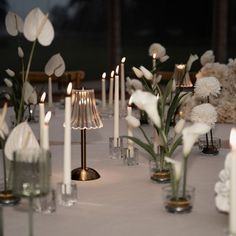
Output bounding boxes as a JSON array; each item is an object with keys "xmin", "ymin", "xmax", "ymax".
[
  {"xmin": 149, "ymin": 158, "xmax": 171, "ymax": 184},
  {"xmin": 162, "ymin": 185, "xmax": 195, "ymax": 214}
]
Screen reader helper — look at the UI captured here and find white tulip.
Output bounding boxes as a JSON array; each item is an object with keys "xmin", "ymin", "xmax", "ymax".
[
  {"xmin": 130, "ymin": 90, "xmax": 161, "ymax": 128},
  {"xmin": 186, "ymin": 54, "xmax": 198, "ymax": 71},
  {"xmin": 125, "ymin": 115, "xmax": 140, "ymax": 128},
  {"xmin": 174, "ymin": 119, "xmax": 185, "ymax": 134},
  {"xmin": 5, "ymin": 68, "xmax": 15, "ymax": 77},
  {"xmin": 0, "ymin": 103, "xmax": 9, "ymax": 140},
  {"xmin": 17, "ymin": 46, "xmax": 24, "ymax": 58},
  {"xmin": 165, "ymin": 157, "xmax": 182, "ymax": 183},
  {"xmin": 139, "ymin": 66, "xmax": 153, "ymax": 80},
  {"xmin": 4, "ymin": 78, "xmax": 13, "ymax": 87},
  {"xmin": 182, "ymin": 122, "xmax": 211, "ymax": 156},
  {"xmin": 160, "ymin": 55, "xmax": 169, "ymax": 63},
  {"xmin": 132, "ymin": 66, "xmax": 143, "ymax": 78}
]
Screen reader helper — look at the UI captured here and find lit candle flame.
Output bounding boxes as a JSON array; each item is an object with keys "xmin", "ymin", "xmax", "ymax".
[
  {"xmin": 110, "ymin": 70, "xmax": 115, "ymax": 77},
  {"xmin": 230, "ymin": 128, "xmax": 236, "ymax": 150},
  {"xmin": 40, "ymin": 92, "xmax": 46, "ymax": 103},
  {"xmin": 128, "ymin": 96, "xmax": 133, "ymax": 106},
  {"xmin": 176, "ymin": 64, "xmax": 186, "ymax": 70},
  {"xmin": 121, "ymin": 57, "xmax": 126, "ymax": 63},
  {"xmin": 44, "ymin": 111, "xmax": 51, "ymax": 124},
  {"xmin": 153, "ymin": 53, "xmax": 157, "ymax": 59},
  {"xmin": 115, "ymin": 65, "xmax": 119, "ymax": 74},
  {"xmin": 102, "ymin": 72, "xmax": 106, "ymax": 79},
  {"xmin": 67, "ymin": 82, "xmax": 72, "ymax": 95}
]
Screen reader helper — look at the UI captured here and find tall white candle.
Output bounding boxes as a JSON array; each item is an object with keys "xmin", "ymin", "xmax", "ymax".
[
  {"xmin": 120, "ymin": 57, "xmax": 126, "ymax": 108},
  {"xmin": 42, "ymin": 111, "xmax": 51, "ymax": 150},
  {"xmin": 39, "ymin": 92, "xmax": 46, "ymax": 147},
  {"xmin": 113, "ymin": 65, "xmax": 119, "ymax": 147},
  {"xmin": 48, "ymin": 76, "xmax": 53, "ymax": 107},
  {"xmin": 127, "ymin": 105, "xmax": 134, "ymax": 157},
  {"xmin": 64, "ymin": 82, "xmax": 72, "ymax": 194},
  {"xmin": 152, "ymin": 53, "xmax": 157, "ymax": 71},
  {"xmin": 229, "ymin": 128, "xmax": 236, "ymax": 235},
  {"xmin": 101, "ymin": 72, "xmax": 106, "ymax": 109},
  {"xmin": 108, "ymin": 70, "xmax": 114, "ymax": 106}
]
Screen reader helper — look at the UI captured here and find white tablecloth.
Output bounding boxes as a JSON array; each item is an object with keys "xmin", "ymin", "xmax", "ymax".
[{"xmin": 2, "ymin": 107, "xmax": 234, "ymax": 236}]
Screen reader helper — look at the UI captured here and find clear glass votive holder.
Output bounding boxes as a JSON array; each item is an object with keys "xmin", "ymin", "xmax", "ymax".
[
  {"xmin": 109, "ymin": 137, "xmax": 123, "ymax": 159},
  {"xmin": 57, "ymin": 182, "xmax": 78, "ymax": 207},
  {"xmin": 34, "ymin": 189, "xmax": 56, "ymax": 214},
  {"xmin": 122, "ymin": 147, "xmax": 139, "ymax": 166}
]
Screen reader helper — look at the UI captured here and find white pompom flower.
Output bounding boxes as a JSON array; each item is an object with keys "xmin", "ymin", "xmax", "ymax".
[
  {"xmin": 194, "ymin": 76, "xmax": 221, "ymax": 98},
  {"xmin": 148, "ymin": 43, "xmax": 166, "ymax": 59},
  {"xmin": 126, "ymin": 77, "xmax": 143, "ymax": 95},
  {"xmin": 190, "ymin": 103, "xmax": 217, "ymax": 127}
]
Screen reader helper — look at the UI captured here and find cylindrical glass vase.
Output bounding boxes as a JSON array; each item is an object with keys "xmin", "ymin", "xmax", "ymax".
[{"xmin": 162, "ymin": 185, "xmax": 195, "ymax": 214}]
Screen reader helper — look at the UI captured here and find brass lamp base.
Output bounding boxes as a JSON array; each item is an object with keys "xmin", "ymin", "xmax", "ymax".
[
  {"xmin": 0, "ymin": 190, "xmax": 21, "ymax": 206},
  {"xmin": 71, "ymin": 167, "xmax": 100, "ymax": 181}
]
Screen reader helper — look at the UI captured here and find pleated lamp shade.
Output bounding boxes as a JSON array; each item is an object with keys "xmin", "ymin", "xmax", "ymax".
[{"xmin": 71, "ymin": 89, "xmax": 103, "ymax": 130}]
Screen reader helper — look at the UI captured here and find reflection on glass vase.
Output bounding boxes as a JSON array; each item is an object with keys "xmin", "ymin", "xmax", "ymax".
[
  {"xmin": 162, "ymin": 185, "xmax": 195, "ymax": 214},
  {"xmin": 149, "ymin": 157, "xmax": 171, "ymax": 184}
]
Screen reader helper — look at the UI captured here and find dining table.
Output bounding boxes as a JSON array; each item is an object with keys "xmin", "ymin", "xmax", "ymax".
[{"xmin": 1, "ymin": 104, "xmax": 234, "ymax": 236}]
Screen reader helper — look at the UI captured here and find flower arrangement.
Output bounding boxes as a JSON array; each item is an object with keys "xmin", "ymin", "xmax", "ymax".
[
  {"xmin": 2, "ymin": 8, "xmax": 55, "ymax": 125},
  {"xmin": 124, "ymin": 47, "xmax": 199, "ymax": 182},
  {"xmin": 192, "ymin": 76, "xmax": 221, "ymax": 154},
  {"xmin": 164, "ymin": 122, "xmax": 211, "ymax": 213}
]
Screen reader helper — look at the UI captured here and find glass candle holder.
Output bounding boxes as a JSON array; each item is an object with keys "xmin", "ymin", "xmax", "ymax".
[
  {"xmin": 34, "ymin": 189, "xmax": 56, "ymax": 214},
  {"xmin": 109, "ymin": 137, "xmax": 123, "ymax": 159},
  {"xmin": 122, "ymin": 147, "xmax": 139, "ymax": 166},
  {"xmin": 57, "ymin": 182, "xmax": 78, "ymax": 207}
]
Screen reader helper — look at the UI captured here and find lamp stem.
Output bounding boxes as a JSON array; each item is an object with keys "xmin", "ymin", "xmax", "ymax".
[{"xmin": 81, "ymin": 129, "xmax": 86, "ymax": 170}]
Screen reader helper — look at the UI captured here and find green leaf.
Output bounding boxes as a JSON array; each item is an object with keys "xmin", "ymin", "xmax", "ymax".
[{"xmin": 123, "ymin": 135, "xmax": 156, "ymax": 160}]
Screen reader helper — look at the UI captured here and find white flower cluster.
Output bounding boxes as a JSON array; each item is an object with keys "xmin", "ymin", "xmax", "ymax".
[
  {"xmin": 126, "ymin": 77, "xmax": 143, "ymax": 95},
  {"xmin": 190, "ymin": 103, "xmax": 217, "ymax": 127},
  {"xmin": 194, "ymin": 76, "xmax": 221, "ymax": 98}
]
